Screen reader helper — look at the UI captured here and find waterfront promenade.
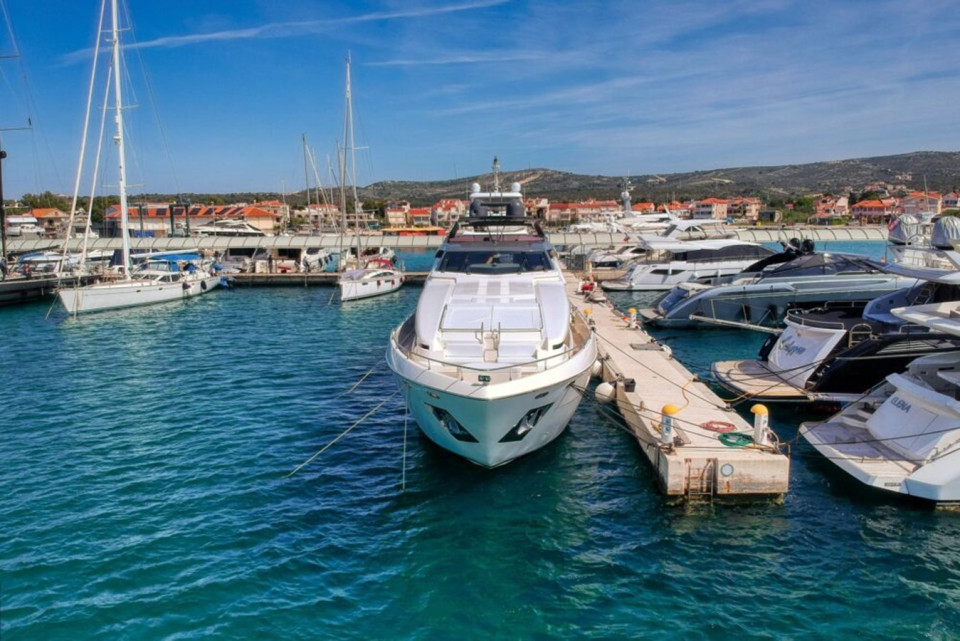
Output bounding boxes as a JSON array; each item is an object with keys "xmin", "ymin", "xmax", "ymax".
[{"xmin": 4, "ymin": 224, "xmax": 888, "ymax": 256}]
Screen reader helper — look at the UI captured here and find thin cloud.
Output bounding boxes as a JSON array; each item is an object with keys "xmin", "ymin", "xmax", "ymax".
[
  {"xmin": 61, "ymin": 0, "xmax": 508, "ymax": 64},
  {"xmin": 369, "ymin": 51, "xmax": 546, "ymax": 67}
]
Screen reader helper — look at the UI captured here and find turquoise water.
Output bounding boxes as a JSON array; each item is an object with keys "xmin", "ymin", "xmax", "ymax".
[{"xmin": 2, "ymin": 242, "xmax": 959, "ymax": 640}]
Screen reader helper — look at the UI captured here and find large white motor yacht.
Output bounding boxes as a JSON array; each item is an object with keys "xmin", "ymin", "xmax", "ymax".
[
  {"xmin": 799, "ymin": 299, "xmax": 960, "ymax": 504},
  {"xmin": 640, "ymin": 248, "xmax": 920, "ymax": 329},
  {"xmin": 601, "ymin": 237, "xmax": 774, "ymax": 292},
  {"xmin": 386, "ymin": 172, "xmax": 597, "ymax": 467}
]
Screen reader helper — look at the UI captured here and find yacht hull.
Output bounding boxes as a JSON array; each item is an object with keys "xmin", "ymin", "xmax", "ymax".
[
  {"xmin": 58, "ymin": 274, "xmax": 221, "ymax": 314},
  {"xmin": 391, "ymin": 360, "xmax": 593, "ymax": 468},
  {"xmin": 601, "ymin": 264, "xmax": 753, "ymax": 292},
  {"xmin": 386, "ymin": 317, "xmax": 597, "ymax": 468},
  {"xmin": 644, "ymin": 276, "xmax": 919, "ymax": 328},
  {"xmin": 339, "ymin": 272, "xmax": 403, "ymax": 302},
  {"xmin": 800, "ymin": 351, "xmax": 960, "ymax": 503}
]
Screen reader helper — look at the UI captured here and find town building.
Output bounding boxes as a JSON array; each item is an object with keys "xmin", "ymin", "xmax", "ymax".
[
  {"xmin": 431, "ymin": 199, "xmax": 467, "ymax": 227},
  {"xmin": 103, "ymin": 203, "xmax": 282, "ymax": 237},
  {"xmin": 692, "ymin": 198, "xmax": 729, "ymax": 220},
  {"xmin": 727, "ymin": 197, "xmax": 762, "ymax": 221},
  {"xmin": 851, "ymin": 198, "xmax": 899, "ymax": 224},
  {"xmin": 547, "ymin": 199, "xmax": 619, "ymax": 225},
  {"xmin": 901, "ymin": 191, "xmax": 942, "ymax": 218},
  {"xmin": 30, "ymin": 208, "xmax": 68, "ymax": 237}
]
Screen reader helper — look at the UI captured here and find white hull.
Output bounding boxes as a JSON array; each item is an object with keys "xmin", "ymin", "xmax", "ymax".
[
  {"xmin": 388, "ymin": 170, "xmax": 597, "ymax": 467},
  {"xmin": 600, "ymin": 238, "xmax": 773, "ymax": 292},
  {"xmin": 800, "ymin": 350, "xmax": 960, "ymax": 503},
  {"xmin": 601, "ymin": 263, "xmax": 748, "ymax": 291},
  {"xmin": 339, "ymin": 269, "xmax": 403, "ymax": 302},
  {"xmin": 58, "ymin": 274, "xmax": 221, "ymax": 314},
  {"xmin": 646, "ymin": 274, "xmax": 919, "ymax": 328},
  {"xmin": 388, "ymin": 329, "xmax": 595, "ymax": 467}
]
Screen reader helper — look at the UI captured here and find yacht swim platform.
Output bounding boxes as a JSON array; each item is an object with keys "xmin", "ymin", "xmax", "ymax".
[{"xmin": 566, "ymin": 279, "xmax": 790, "ymax": 500}]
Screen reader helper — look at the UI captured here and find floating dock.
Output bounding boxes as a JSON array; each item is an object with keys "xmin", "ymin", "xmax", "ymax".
[{"xmin": 565, "ymin": 279, "xmax": 790, "ymax": 500}]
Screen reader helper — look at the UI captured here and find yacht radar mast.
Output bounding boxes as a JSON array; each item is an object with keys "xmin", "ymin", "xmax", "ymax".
[{"xmin": 620, "ymin": 178, "xmax": 633, "ymax": 213}]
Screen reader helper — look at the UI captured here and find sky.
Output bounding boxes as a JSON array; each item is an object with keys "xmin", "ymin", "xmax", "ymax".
[{"xmin": 0, "ymin": 0, "xmax": 958, "ymax": 201}]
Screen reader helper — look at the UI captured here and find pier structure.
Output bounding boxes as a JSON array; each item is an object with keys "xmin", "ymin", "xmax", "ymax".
[
  {"xmin": 565, "ymin": 279, "xmax": 790, "ymax": 500},
  {"xmin": 3, "ymin": 225, "xmax": 888, "ymax": 258},
  {"xmin": 0, "ymin": 273, "xmax": 84, "ymax": 305},
  {"xmin": 228, "ymin": 271, "xmax": 429, "ymax": 286}
]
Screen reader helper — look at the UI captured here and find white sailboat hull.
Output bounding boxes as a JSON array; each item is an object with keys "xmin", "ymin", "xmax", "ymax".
[
  {"xmin": 339, "ymin": 270, "xmax": 402, "ymax": 302},
  {"xmin": 58, "ymin": 274, "xmax": 221, "ymax": 314}
]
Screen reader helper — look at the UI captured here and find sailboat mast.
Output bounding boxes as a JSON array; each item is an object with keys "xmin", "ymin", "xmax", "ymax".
[
  {"xmin": 344, "ymin": 54, "xmax": 361, "ymax": 231},
  {"xmin": 302, "ymin": 133, "xmax": 312, "ymax": 215},
  {"xmin": 110, "ymin": 0, "xmax": 131, "ymax": 278}
]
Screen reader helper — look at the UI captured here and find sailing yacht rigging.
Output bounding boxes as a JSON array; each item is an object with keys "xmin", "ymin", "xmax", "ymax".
[
  {"xmin": 57, "ymin": 0, "xmax": 220, "ymax": 315},
  {"xmin": 335, "ymin": 55, "xmax": 402, "ymax": 302}
]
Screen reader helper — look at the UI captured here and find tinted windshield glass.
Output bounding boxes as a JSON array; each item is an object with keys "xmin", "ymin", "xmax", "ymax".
[{"xmin": 438, "ymin": 250, "xmax": 551, "ymax": 273}]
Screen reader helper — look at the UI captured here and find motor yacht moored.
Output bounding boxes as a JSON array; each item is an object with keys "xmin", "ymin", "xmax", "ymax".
[
  {"xmin": 386, "ymin": 166, "xmax": 597, "ymax": 467},
  {"xmin": 799, "ymin": 299, "xmax": 960, "ymax": 504}
]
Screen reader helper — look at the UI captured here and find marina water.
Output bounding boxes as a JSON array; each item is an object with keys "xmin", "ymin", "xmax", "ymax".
[{"xmin": 2, "ymin": 241, "xmax": 959, "ymax": 639}]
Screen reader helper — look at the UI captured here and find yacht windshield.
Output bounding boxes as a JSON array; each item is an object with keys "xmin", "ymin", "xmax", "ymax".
[{"xmin": 438, "ymin": 250, "xmax": 551, "ymax": 274}]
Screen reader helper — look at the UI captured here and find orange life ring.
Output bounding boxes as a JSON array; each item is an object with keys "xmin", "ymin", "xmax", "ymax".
[{"xmin": 700, "ymin": 420, "xmax": 737, "ymax": 433}]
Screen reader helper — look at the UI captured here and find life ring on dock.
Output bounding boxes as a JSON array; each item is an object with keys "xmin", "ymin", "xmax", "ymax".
[
  {"xmin": 718, "ymin": 432, "xmax": 754, "ymax": 447},
  {"xmin": 700, "ymin": 420, "xmax": 737, "ymax": 433}
]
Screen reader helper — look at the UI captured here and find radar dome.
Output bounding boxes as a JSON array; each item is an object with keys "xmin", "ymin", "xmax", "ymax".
[
  {"xmin": 511, "ymin": 182, "xmax": 521, "ymax": 193},
  {"xmin": 932, "ymin": 216, "xmax": 960, "ymax": 250},
  {"xmin": 470, "ymin": 182, "xmax": 481, "ymax": 194},
  {"xmin": 887, "ymin": 214, "xmax": 920, "ymax": 246}
]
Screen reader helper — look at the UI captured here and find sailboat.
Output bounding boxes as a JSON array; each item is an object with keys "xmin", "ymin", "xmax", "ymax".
[
  {"xmin": 57, "ymin": 0, "xmax": 220, "ymax": 315},
  {"xmin": 335, "ymin": 55, "xmax": 402, "ymax": 303}
]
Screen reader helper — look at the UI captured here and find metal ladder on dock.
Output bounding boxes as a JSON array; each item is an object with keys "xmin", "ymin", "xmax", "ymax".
[{"xmin": 684, "ymin": 458, "xmax": 718, "ymax": 501}]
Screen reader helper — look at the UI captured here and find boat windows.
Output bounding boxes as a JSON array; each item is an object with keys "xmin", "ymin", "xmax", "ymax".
[{"xmin": 438, "ymin": 250, "xmax": 551, "ymax": 274}]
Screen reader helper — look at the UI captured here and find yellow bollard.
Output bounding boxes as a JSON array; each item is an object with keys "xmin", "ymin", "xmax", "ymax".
[
  {"xmin": 751, "ymin": 404, "xmax": 769, "ymax": 445},
  {"xmin": 661, "ymin": 404, "xmax": 679, "ymax": 447}
]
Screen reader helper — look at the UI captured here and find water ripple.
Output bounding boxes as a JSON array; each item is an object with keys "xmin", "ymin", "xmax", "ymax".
[{"xmin": 1, "ymin": 267, "xmax": 959, "ymax": 639}]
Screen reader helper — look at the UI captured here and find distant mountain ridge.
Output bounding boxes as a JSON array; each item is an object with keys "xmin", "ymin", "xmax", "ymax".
[{"xmin": 360, "ymin": 151, "xmax": 960, "ymax": 206}]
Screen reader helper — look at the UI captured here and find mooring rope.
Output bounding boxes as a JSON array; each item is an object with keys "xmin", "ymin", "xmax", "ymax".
[
  {"xmin": 402, "ymin": 402, "xmax": 410, "ymax": 491},
  {"xmin": 286, "ymin": 389, "xmax": 398, "ymax": 477}
]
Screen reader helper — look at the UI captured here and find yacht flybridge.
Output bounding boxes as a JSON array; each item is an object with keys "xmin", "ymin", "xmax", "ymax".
[{"xmin": 386, "ymin": 164, "xmax": 597, "ymax": 467}]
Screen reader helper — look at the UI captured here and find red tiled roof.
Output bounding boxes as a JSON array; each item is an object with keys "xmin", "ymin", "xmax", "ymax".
[
  {"xmin": 31, "ymin": 208, "xmax": 66, "ymax": 218},
  {"xmin": 852, "ymin": 199, "xmax": 888, "ymax": 209}
]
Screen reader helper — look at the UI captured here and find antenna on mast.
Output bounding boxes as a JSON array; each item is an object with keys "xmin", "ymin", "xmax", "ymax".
[{"xmin": 492, "ymin": 156, "xmax": 500, "ymax": 192}]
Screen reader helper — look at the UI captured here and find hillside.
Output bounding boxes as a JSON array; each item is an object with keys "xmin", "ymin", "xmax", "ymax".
[
  {"xmin": 360, "ymin": 150, "xmax": 960, "ymax": 206},
  {"xmin": 26, "ymin": 150, "xmax": 958, "ymax": 212}
]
